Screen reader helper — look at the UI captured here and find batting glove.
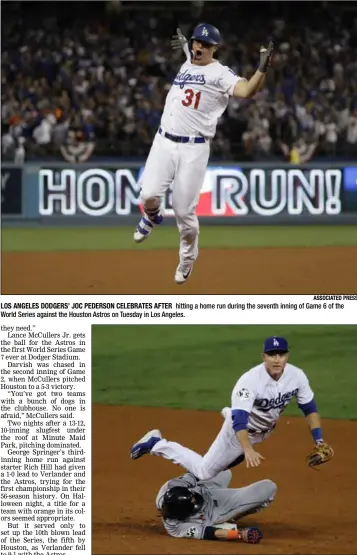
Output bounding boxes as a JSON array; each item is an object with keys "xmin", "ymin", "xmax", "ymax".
[
  {"xmin": 171, "ymin": 28, "xmax": 188, "ymax": 50},
  {"xmin": 258, "ymin": 41, "xmax": 274, "ymax": 72},
  {"xmin": 171, "ymin": 28, "xmax": 192, "ymax": 60}
]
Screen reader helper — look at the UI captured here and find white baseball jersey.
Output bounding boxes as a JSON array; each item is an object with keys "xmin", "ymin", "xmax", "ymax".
[
  {"xmin": 231, "ymin": 363, "xmax": 314, "ymax": 433},
  {"xmin": 160, "ymin": 59, "xmax": 245, "ymax": 138}
]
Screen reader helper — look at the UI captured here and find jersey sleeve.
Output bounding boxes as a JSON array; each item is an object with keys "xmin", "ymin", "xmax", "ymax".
[
  {"xmin": 165, "ymin": 521, "xmax": 206, "ymax": 539},
  {"xmin": 231, "ymin": 374, "xmax": 257, "ymax": 413},
  {"xmin": 167, "ymin": 473, "xmax": 198, "ymax": 489},
  {"xmin": 295, "ymin": 370, "xmax": 314, "ymax": 405},
  {"xmin": 217, "ymin": 66, "xmax": 246, "ymax": 96}
]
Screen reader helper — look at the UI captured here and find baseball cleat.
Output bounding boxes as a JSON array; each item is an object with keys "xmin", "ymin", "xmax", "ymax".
[
  {"xmin": 237, "ymin": 526, "xmax": 263, "ymax": 544},
  {"xmin": 130, "ymin": 429, "xmax": 162, "ymax": 460},
  {"xmin": 174, "ymin": 264, "xmax": 193, "ymax": 284},
  {"xmin": 133, "ymin": 211, "xmax": 164, "ymax": 243}
]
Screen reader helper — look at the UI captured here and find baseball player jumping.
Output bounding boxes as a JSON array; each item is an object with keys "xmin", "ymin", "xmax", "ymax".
[
  {"xmin": 133, "ymin": 24, "xmax": 274, "ymax": 284},
  {"xmin": 131, "ymin": 336, "xmax": 334, "ymax": 479},
  {"xmin": 156, "ymin": 470, "xmax": 276, "ymax": 543}
]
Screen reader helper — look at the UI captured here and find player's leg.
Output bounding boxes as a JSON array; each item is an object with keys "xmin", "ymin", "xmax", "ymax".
[
  {"xmin": 171, "ymin": 141, "xmax": 210, "ymax": 283},
  {"xmin": 220, "ymin": 407, "xmax": 268, "ymax": 469},
  {"xmin": 213, "ymin": 480, "xmax": 277, "ymax": 525},
  {"xmin": 151, "ymin": 416, "xmax": 244, "ymax": 480},
  {"xmin": 199, "ymin": 469, "xmax": 233, "ymax": 490},
  {"xmin": 134, "ymin": 133, "xmax": 176, "ymax": 243}
]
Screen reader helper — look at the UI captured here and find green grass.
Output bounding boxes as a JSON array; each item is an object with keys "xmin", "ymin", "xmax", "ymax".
[
  {"xmin": 92, "ymin": 325, "xmax": 357, "ymax": 420},
  {"xmin": 2, "ymin": 225, "xmax": 357, "ymax": 252}
]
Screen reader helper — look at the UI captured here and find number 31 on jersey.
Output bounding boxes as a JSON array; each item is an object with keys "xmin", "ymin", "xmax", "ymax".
[{"xmin": 182, "ymin": 89, "xmax": 201, "ymax": 110}]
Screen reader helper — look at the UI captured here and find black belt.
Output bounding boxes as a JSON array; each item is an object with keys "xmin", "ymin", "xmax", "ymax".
[
  {"xmin": 159, "ymin": 126, "xmax": 205, "ymax": 144},
  {"xmin": 248, "ymin": 425, "xmax": 275, "ymax": 434}
]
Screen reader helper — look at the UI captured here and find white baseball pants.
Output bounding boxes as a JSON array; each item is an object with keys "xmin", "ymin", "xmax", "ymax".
[
  {"xmin": 151, "ymin": 408, "xmax": 272, "ymax": 481},
  {"xmin": 140, "ymin": 131, "xmax": 210, "ymax": 266}
]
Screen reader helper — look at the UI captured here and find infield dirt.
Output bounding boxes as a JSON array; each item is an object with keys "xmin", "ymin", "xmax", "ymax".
[{"xmin": 2, "ymin": 245, "xmax": 357, "ymax": 293}]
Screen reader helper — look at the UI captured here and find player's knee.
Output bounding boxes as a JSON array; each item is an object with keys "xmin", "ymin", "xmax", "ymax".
[
  {"xmin": 196, "ymin": 466, "xmax": 216, "ymax": 481},
  {"xmin": 262, "ymin": 479, "xmax": 277, "ymax": 499},
  {"xmin": 176, "ymin": 217, "xmax": 199, "ymax": 237},
  {"xmin": 141, "ymin": 194, "xmax": 160, "ymax": 209},
  {"xmin": 221, "ymin": 469, "xmax": 232, "ymax": 487},
  {"xmin": 173, "ymin": 204, "xmax": 198, "ymax": 225}
]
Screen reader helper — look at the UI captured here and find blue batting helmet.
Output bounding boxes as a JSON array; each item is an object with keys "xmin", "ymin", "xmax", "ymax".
[{"xmin": 191, "ymin": 23, "xmax": 221, "ymax": 46}]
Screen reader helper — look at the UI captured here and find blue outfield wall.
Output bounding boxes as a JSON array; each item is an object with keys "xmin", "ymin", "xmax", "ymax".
[{"xmin": 2, "ymin": 161, "xmax": 357, "ymax": 226}]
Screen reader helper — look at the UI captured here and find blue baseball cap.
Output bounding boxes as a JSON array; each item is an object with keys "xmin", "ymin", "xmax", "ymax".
[{"xmin": 264, "ymin": 336, "xmax": 289, "ymax": 353}]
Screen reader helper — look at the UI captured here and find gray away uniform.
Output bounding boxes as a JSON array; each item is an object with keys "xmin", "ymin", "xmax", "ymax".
[{"xmin": 156, "ymin": 470, "xmax": 276, "ymax": 539}]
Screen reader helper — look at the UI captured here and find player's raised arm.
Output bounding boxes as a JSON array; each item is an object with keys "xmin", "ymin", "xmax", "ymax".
[
  {"xmin": 231, "ymin": 381, "xmax": 265, "ymax": 469},
  {"xmin": 171, "ymin": 28, "xmax": 192, "ymax": 61},
  {"xmin": 296, "ymin": 371, "xmax": 334, "ymax": 468},
  {"xmin": 233, "ymin": 41, "xmax": 274, "ymax": 98}
]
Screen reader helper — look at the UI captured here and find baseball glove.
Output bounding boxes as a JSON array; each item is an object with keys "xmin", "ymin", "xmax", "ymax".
[{"xmin": 306, "ymin": 441, "xmax": 334, "ymax": 468}]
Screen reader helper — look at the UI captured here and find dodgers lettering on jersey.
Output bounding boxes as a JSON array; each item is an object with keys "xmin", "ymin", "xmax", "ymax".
[
  {"xmin": 231, "ymin": 363, "xmax": 314, "ymax": 433},
  {"xmin": 156, "ymin": 473, "xmax": 215, "ymax": 539},
  {"xmin": 160, "ymin": 60, "xmax": 245, "ymax": 138}
]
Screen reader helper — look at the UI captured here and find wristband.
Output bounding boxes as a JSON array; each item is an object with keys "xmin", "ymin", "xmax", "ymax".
[
  {"xmin": 226, "ymin": 529, "xmax": 239, "ymax": 540},
  {"xmin": 203, "ymin": 526, "xmax": 218, "ymax": 541},
  {"xmin": 311, "ymin": 427, "xmax": 323, "ymax": 443}
]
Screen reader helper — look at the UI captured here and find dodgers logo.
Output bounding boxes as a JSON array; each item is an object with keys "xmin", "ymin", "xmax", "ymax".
[
  {"xmin": 256, "ymin": 389, "xmax": 298, "ymax": 411},
  {"xmin": 173, "ymin": 69, "xmax": 206, "ymax": 89},
  {"xmin": 273, "ymin": 338, "xmax": 279, "ymax": 346},
  {"xmin": 201, "ymin": 27, "xmax": 209, "ymax": 36}
]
